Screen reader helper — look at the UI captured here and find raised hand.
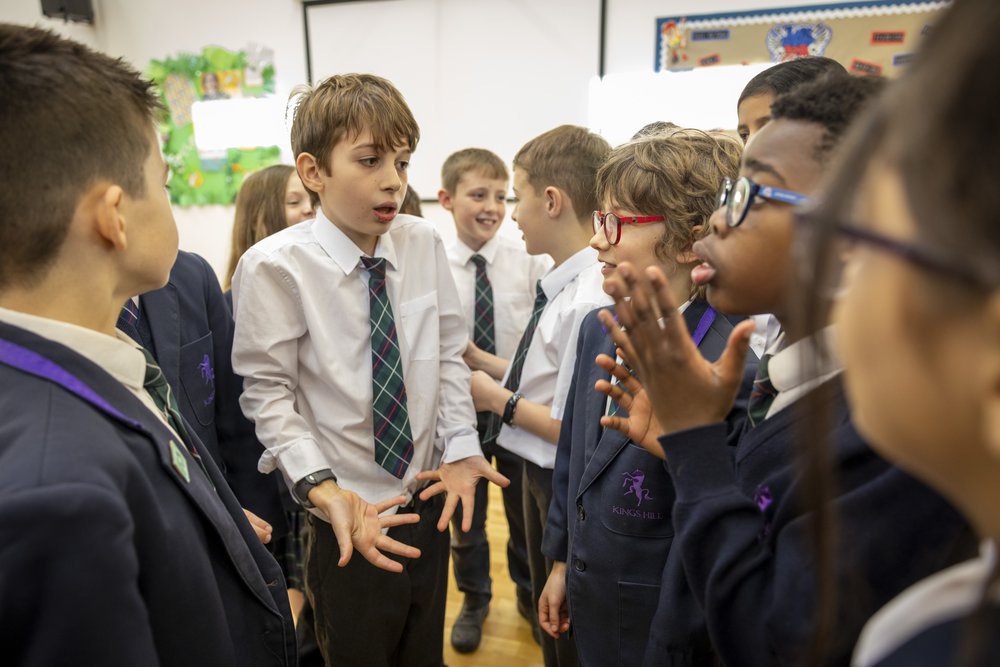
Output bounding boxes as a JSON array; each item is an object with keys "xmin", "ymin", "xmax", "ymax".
[
  {"xmin": 598, "ymin": 262, "xmax": 755, "ymax": 437},
  {"xmin": 593, "ymin": 352, "xmax": 666, "ymax": 458},
  {"xmin": 310, "ymin": 484, "xmax": 422, "ymax": 573},
  {"xmin": 417, "ymin": 455, "xmax": 510, "ymax": 532}
]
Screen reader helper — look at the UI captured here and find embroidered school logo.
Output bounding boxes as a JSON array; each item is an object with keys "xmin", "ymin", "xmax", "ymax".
[
  {"xmin": 198, "ymin": 354, "xmax": 216, "ymax": 406},
  {"xmin": 622, "ymin": 468, "xmax": 654, "ymax": 507},
  {"xmin": 765, "ymin": 23, "xmax": 832, "ymax": 62}
]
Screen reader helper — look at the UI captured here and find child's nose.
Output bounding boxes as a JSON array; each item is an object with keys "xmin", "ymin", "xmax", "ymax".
[
  {"xmin": 589, "ymin": 228, "xmax": 609, "ymax": 250},
  {"xmin": 709, "ymin": 207, "xmax": 729, "ymax": 238}
]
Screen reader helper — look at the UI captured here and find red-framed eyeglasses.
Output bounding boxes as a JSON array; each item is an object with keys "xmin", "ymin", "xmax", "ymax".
[{"xmin": 593, "ymin": 211, "xmax": 667, "ymax": 245}]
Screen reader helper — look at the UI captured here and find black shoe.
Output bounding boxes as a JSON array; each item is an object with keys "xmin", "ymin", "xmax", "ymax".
[{"xmin": 451, "ymin": 595, "xmax": 490, "ymax": 653}]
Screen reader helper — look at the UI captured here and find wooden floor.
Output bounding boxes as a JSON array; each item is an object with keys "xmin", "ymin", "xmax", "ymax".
[{"xmin": 442, "ymin": 482, "xmax": 544, "ymax": 667}]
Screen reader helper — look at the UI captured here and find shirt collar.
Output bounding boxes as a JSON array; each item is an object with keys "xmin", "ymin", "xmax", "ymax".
[
  {"xmin": 0, "ymin": 306, "xmax": 147, "ymax": 392},
  {"xmin": 539, "ymin": 246, "xmax": 598, "ymax": 299},
  {"xmin": 767, "ymin": 325, "xmax": 841, "ymax": 395},
  {"xmin": 311, "ymin": 207, "xmax": 399, "ymax": 275},
  {"xmin": 451, "ymin": 235, "xmax": 499, "ymax": 266}
]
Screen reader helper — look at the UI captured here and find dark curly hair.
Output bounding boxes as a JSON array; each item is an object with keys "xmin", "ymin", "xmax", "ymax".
[{"xmin": 771, "ymin": 72, "xmax": 887, "ymax": 165}]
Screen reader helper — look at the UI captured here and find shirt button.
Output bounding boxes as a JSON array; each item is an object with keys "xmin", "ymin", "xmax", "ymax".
[
  {"xmin": 574, "ymin": 558, "xmax": 586, "ymax": 572},
  {"xmin": 576, "ymin": 504, "xmax": 586, "ymax": 521}
]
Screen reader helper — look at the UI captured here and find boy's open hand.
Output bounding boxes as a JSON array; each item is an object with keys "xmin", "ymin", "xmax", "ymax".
[
  {"xmin": 309, "ymin": 484, "xmax": 421, "ymax": 573},
  {"xmin": 598, "ymin": 262, "xmax": 755, "ymax": 437},
  {"xmin": 416, "ymin": 456, "xmax": 510, "ymax": 532},
  {"xmin": 593, "ymin": 355, "xmax": 666, "ymax": 458}
]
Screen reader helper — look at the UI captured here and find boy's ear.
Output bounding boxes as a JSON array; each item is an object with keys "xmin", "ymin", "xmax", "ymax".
[
  {"xmin": 544, "ymin": 186, "xmax": 563, "ymax": 219},
  {"xmin": 92, "ymin": 183, "xmax": 128, "ymax": 250},
  {"xmin": 437, "ymin": 188, "xmax": 454, "ymax": 211},
  {"xmin": 982, "ymin": 290, "xmax": 1000, "ymax": 460},
  {"xmin": 296, "ymin": 153, "xmax": 324, "ymax": 196}
]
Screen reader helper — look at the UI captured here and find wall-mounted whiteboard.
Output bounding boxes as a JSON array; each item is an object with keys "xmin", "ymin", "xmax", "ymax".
[{"xmin": 305, "ymin": 0, "xmax": 601, "ymax": 198}]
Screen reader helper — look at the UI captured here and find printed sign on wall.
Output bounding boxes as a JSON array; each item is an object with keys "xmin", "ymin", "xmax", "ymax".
[{"xmin": 656, "ymin": 1, "xmax": 948, "ymax": 77}]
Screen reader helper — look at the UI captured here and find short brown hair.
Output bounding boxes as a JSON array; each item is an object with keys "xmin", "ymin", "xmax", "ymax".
[
  {"xmin": 513, "ymin": 125, "xmax": 611, "ymax": 222},
  {"xmin": 0, "ymin": 23, "xmax": 162, "ymax": 289},
  {"xmin": 597, "ymin": 130, "xmax": 742, "ymax": 292},
  {"xmin": 225, "ymin": 164, "xmax": 296, "ymax": 289},
  {"xmin": 289, "ymin": 73, "xmax": 419, "ymax": 207},
  {"xmin": 440, "ymin": 148, "xmax": 508, "ymax": 194}
]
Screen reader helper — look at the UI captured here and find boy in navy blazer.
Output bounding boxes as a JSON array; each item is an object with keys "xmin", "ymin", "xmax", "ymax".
[
  {"xmin": 540, "ymin": 131, "xmax": 756, "ymax": 666},
  {"xmin": 0, "ymin": 24, "xmax": 294, "ymax": 665},
  {"xmin": 121, "ymin": 249, "xmax": 284, "ymax": 530},
  {"xmin": 597, "ymin": 74, "xmax": 976, "ymax": 665}
]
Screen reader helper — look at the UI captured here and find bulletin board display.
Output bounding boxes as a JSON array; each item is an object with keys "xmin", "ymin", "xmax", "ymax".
[
  {"xmin": 656, "ymin": 1, "xmax": 948, "ymax": 76},
  {"xmin": 147, "ymin": 45, "xmax": 281, "ymax": 207}
]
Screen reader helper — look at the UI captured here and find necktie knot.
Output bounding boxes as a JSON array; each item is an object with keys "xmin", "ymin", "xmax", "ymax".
[
  {"xmin": 470, "ymin": 254, "xmax": 487, "ymax": 270},
  {"xmin": 122, "ymin": 299, "xmax": 140, "ymax": 324},
  {"xmin": 534, "ymin": 280, "xmax": 547, "ymax": 307},
  {"xmin": 747, "ymin": 353, "xmax": 778, "ymax": 428},
  {"xmin": 361, "ymin": 256, "xmax": 386, "ymax": 280}
]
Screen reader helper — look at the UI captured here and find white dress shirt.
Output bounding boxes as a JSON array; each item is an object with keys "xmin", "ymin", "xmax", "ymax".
[
  {"xmin": 496, "ymin": 246, "xmax": 611, "ymax": 469},
  {"xmin": 231, "ymin": 210, "xmax": 482, "ymax": 511},
  {"xmin": 447, "ymin": 235, "xmax": 552, "ymax": 360},
  {"xmin": 763, "ymin": 325, "xmax": 842, "ymax": 421},
  {"xmin": 0, "ymin": 307, "xmax": 178, "ymax": 437}
]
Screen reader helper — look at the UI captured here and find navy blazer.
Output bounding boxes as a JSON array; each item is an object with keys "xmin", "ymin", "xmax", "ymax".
[
  {"xmin": 133, "ymin": 251, "xmax": 283, "ymax": 528},
  {"xmin": 543, "ymin": 301, "xmax": 757, "ymax": 667},
  {"xmin": 0, "ymin": 321, "xmax": 295, "ymax": 666},
  {"xmin": 659, "ymin": 377, "xmax": 977, "ymax": 666}
]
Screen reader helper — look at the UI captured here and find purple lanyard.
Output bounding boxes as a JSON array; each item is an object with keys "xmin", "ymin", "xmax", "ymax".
[
  {"xmin": 0, "ymin": 337, "xmax": 143, "ymax": 430},
  {"xmin": 690, "ymin": 306, "xmax": 717, "ymax": 347}
]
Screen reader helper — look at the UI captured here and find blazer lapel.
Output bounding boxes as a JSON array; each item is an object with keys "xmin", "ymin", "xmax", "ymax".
[
  {"xmin": 140, "ymin": 280, "xmax": 181, "ymax": 387},
  {"xmin": 577, "ymin": 327, "xmax": 630, "ymax": 497}
]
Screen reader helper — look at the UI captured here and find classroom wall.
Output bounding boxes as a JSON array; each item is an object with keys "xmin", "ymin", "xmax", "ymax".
[{"xmin": 3, "ymin": 0, "xmax": 837, "ymax": 281}]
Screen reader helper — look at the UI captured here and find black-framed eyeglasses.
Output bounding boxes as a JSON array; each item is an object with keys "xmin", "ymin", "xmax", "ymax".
[
  {"xmin": 593, "ymin": 210, "xmax": 666, "ymax": 246},
  {"xmin": 835, "ymin": 222, "xmax": 998, "ymax": 290},
  {"xmin": 716, "ymin": 176, "xmax": 809, "ymax": 228}
]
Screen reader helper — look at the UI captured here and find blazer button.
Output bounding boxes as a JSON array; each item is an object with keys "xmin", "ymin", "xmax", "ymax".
[
  {"xmin": 573, "ymin": 558, "xmax": 586, "ymax": 572},
  {"xmin": 576, "ymin": 504, "xmax": 586, "ymax": 521}
]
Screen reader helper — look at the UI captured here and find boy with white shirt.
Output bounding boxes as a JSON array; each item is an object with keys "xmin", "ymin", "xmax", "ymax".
[
  {"xmin": 470, "ymin": 125, "xmax": 611, "ymax": 667},
  {"xmin": 231, "ymin": 73, "xmax": 507, "ymax": 666},
  {"xmin": 438, "ymin": 148, "xmax": 551, "ymax": 652}
]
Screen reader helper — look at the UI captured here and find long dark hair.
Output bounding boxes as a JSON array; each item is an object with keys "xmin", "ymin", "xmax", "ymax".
[
  {"xmin": 800, "ymin": 0, "xmax": 1000, "ymax": 663},
  {"xmin": 225, "ymin": 164, "xmax": 296, "ymax": 289}
]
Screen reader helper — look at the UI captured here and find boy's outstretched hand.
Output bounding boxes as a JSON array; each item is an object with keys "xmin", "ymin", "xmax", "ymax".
[
  {"xmin": 598, "ymin": 262, "xmax": 755, "ymax": 438},
  {"xmin": 309, "ymin": 484, "xmax": 422, "ymax": 573},
  {"xmin": 593, "ymin": 356, "xmax": 666, "ymax": 458},
  {"xmin": 417, "ymin": 456, "xmax": 510, "ymax": 532}
]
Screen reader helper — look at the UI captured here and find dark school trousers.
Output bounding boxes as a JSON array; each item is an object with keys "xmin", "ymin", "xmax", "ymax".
[
  {"xmin": 524, "ymin": 459, "xmax": 581, "ymax": 667},
  {"xmin": 305, "ymin": 492, "xmax": 449, "ymax": 667},
  {"xmin": 450, "ymin": 416, "xmax": 532, "ymax": 603}
]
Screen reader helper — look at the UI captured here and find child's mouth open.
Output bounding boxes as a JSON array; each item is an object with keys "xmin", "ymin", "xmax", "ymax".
[{"xmin": 373, "ymin": 205, "xmax": 397, "ymax": 223}]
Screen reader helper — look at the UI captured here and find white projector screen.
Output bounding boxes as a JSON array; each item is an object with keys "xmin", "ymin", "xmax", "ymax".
[{"xmin": 305, "ymin": 0, "xmax": 601, "ymax": 199}]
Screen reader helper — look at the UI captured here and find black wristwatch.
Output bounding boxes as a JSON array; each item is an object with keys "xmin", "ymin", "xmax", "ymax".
[
  {"xmin": 502, "ymin": 392, "xmax": 523, "ymax": 426},
  {"xmin": 293, "ymin": 469, "xmax": 337, "ymax": 509}
]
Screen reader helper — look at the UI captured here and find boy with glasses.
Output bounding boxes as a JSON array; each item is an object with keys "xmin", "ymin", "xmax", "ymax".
[{"xmin": 596, "ymin": 73, "xmax": 976, "ymax": 665}]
